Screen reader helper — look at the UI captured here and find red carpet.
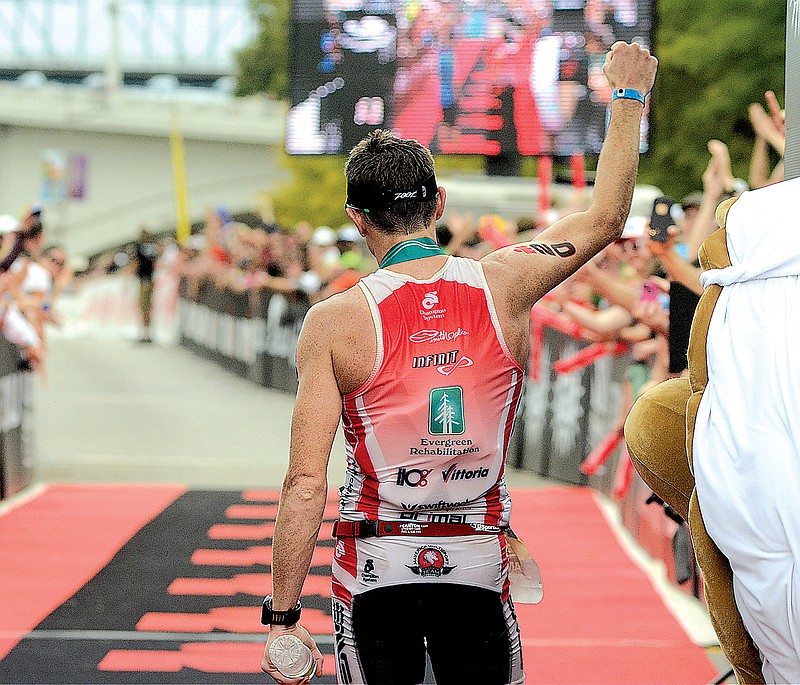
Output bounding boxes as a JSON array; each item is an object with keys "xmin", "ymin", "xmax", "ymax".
[
  {"xmin": 509, "ymin": 487, "xmax": 716, "ymax": 684},
  {"xmin": 0, "ymin": 484, "xmax": 717, "ymax": 683},
  {"xmin": 0, "ymin": 484, "xmax": 185, "ymax": 661}
]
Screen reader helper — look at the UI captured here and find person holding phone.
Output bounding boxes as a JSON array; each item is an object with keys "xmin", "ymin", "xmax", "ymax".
[{"xmin": 646, "ymin": 196, "xmax": 701, "ymax": 376}]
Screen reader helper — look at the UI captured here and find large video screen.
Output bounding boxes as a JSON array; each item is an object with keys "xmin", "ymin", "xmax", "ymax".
[{"xmin": 287, "ymin": 0, "xmax": 652, "ymax": 156}]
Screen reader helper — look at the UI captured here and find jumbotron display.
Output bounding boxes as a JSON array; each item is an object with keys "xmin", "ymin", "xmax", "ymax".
[{"xmin": 287, "ymin": 0, "xmax": 652, "ymax": 156}]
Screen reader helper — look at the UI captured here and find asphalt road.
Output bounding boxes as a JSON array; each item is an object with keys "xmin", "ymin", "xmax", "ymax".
[
  {"xmin": 32, "ymin": 335, "xmax": 550, "ymax": 491},
  {"xmin": 29, "ymin": 333, "xmax": 732, "ymax": 682}
]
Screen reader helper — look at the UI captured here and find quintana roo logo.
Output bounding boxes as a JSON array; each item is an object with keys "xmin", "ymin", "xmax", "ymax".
[
  {"xmin": 422, "ymin": 291, "xmax": 439, "ymax": 310},
  {"xmin": 406, "ymin": 546, "xmax": 456, "ymax": 577}
]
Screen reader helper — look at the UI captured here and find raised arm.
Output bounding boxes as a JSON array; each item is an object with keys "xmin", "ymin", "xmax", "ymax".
[
  {"xmin": 261, "ymin": 304, "xmax": 341, "ymax": 683},
  {"xmin": 649, "ymin": 227, "xmax": 703, "ymax": 296},
  {"xmin": 482, "ymin": 42, "xmax": 658, "ymax": 315}
]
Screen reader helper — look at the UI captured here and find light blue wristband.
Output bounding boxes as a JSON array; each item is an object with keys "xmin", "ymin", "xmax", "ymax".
[{"xmin": 611, "ymin": 88, "xmax": 646, "ymax": 106}]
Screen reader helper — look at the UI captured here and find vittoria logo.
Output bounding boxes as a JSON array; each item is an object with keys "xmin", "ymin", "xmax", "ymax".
[
  {"xmin": 396, "ymin": 467, "xmax": 431, "ymax": 487},
  {"xmin": 429, "ymin": 386, "xmax": 465, "ymax": 435},
  {"xmin": 407, "ymin": 546, "xmax": 456, "ymax": 577},
  {"xmin": 409, "ymin": 328, "xmax": 469, "ymax": 344},
  {"xmin": 441, "ymin": 464, "xmax": 489, "ymax": 482}
]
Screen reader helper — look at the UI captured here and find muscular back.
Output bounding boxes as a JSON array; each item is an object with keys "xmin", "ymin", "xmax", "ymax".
[{"xmin": 321, "ymin": 255, "xmax": 531, "ymax": 396}]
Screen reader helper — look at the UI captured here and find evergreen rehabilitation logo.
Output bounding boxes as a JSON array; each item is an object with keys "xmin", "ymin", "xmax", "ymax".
[{"xmin": 428, "ymin": 386, "xmax": 465, "ymax": 435}]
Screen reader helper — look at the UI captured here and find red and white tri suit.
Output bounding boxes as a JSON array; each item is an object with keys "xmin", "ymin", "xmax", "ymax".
[{"xmin": 331, "ymin": 256, "xmax": 525, "ymax": 684}]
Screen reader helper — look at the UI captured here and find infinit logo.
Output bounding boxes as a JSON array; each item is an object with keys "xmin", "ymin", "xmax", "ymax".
[
  {"xmin": 412, "ymin": 350, "xmax": 473, "ymax": 376},
  {"xmin": 437, "ymin": 356, "xmax": 473, "ymax": 376}
]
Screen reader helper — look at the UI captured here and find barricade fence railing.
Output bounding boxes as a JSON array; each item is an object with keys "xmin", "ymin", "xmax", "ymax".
[
  {"xmin": 519, "ymin": 308, "xmax": 700, "ymax": 598},
  {"xmin": 0, "ymin": 337, "xmax": 33, "ymax": 500},
  {"xmin": 177, "ymin": 281, "xmax": 698, "ymax": 596},
  {"xmin": 178, "ymin": 278, "xmax": 309, "ymax": 394}
]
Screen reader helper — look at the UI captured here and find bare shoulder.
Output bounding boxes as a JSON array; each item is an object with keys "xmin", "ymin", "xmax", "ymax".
[
  {"xmin": 300, "ymin": 285, "xmax": 375, "ymax": 395},
  {"xmin": 303, "ymin": 286, "xmax": 369, "ymax": 335}
]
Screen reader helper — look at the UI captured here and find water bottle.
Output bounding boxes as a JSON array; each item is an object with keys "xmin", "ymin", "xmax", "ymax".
[{"xmin": 268, "ymin": 634, "xmax": 316, "ymax": 679}]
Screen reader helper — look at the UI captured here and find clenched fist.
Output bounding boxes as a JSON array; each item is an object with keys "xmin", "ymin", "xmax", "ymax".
[{"xmin": 603, "ymin": 42, "xmax": 658, "ymax": 97}]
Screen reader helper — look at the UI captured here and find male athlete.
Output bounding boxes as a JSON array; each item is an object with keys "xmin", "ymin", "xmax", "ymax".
[{"xmin": 262, "ymin": 41, "xmax": 657, "ymax": 685}]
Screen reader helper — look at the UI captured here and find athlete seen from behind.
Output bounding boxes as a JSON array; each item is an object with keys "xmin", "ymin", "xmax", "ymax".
[{"xmin": 261, "ymin": 41, "xmax": 658, "ymax": 685}]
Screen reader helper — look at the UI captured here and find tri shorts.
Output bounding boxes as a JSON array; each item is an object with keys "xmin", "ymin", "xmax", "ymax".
[
  {"xmin": 331, "ymin": 534, "xmax": 523, "ymax": 684},
  {"xmin": 332, "ymin": 583, "xmax": 524, "ymax": 685}
]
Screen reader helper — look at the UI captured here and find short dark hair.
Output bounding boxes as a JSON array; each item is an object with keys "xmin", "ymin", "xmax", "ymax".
[{"xmin": 345, "ymin": 130, "xmax": 437, "ymax": 235}]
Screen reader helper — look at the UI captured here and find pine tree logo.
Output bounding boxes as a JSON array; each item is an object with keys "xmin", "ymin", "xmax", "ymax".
[{"xmin": 429, "ymin": 386, "xmax": 465, "ymax": 435}]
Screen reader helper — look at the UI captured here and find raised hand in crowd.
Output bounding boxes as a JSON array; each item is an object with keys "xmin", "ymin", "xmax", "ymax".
[
  {"xmin": 560, "ymin": 299, "xmax": 635, "ymax": 341},
  {"xmin": 630, "ymin": 291, "xmax": 669, "ymax": 338},
  {"xmin": 749, "ymin": 90, "xmax": 786, "ymax": 154},
  {"xmin": 685, "ymin": 140, "xmax": 736, "ymax": 262},
  {"xmin": 648, "ymin": 224, "xmax": 703, "ymax": 296},
  {"xmin": 749, "ymin": 90, "xmax": 785, "ymax": 189},
  {"xmin": 572, "ymin": 255, "xmax": 641, "ymax": 313}
]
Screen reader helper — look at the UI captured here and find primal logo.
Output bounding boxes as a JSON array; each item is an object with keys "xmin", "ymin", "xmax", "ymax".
[
  {"xmin": 409, "ymin": 328, "xmax": 469, "ymax": 344},
  {"xmin": 429, "ymin": 386, "xmax": 465, "ymax": 435},
  {"xmin": 400, "ymin": 512, "xmax": 466, "ymax": 523},
  {"xmin": 406, "ymin": 546, "xmax": 456, "ymax": 577},
  {"xmin": 441, "ymin": 464, "xmax": 490, "ymax": 482},
  {"xmin": 396, "ymin": 467, "xmax": 431, "ymax": 487}
]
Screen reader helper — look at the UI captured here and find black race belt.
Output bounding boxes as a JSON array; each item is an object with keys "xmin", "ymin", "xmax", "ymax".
[{"xmin": 332, "ymin": 519, "xmax": 504, "ymax": 538}]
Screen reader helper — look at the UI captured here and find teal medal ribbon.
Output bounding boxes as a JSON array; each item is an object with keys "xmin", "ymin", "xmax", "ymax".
[{"xmin": 379, "ymin": 237, "xmax": 445, "ymax": 269}]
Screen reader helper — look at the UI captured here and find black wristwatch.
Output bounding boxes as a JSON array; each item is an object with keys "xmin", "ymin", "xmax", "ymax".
[{"xmin": 261, "ymin": 595, "xmax": 302, "ymax": 626}]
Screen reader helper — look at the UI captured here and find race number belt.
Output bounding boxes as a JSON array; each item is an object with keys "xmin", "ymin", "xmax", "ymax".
[{"xmin": 332, "ymin": 519, "xmax": 504, "ymax": 538}]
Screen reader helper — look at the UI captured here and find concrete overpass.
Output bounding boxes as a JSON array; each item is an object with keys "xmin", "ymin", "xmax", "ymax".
[{"xmin": 0, "ymin": 81, "xmax": 287, "ymax": 259}]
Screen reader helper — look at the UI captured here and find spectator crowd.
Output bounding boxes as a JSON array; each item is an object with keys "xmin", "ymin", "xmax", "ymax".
[
  {"xmin": 0, "ymin": 206, "xmax": 72, "ymax": 377},
  {"xmin": 21, "ymin": 89, "xmax": 785, "ymax": 401}
]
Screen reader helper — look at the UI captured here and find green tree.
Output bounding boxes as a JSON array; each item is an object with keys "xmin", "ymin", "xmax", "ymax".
[
  {"xmin": 271, "ymin": 155, "xmax": 349, "ymax": 228},
  {"xmin": 640, "ymin": 0, "xmax": 786, "ymax": 198},
  {"xmin": 236, "ymin": 0, "xmax": 787, "ymax": 206},
  {"xmin": 270, "ymin": 154, "xmax": 485, "ymax": 228},
  {"xmin": 235, "ymin": 0, "xmax": 290, "ymax": 99}
]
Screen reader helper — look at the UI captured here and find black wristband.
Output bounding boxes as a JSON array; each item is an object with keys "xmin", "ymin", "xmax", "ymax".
[{"xmin": 261, "ymin": 595, "xmax": 302, "ymax": 626}]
